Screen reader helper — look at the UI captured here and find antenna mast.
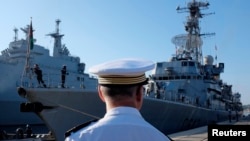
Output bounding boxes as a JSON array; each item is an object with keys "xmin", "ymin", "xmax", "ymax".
[
  {"xmin": 13, "ymin": 28, "xmax": 18, "ymax": 41},
  {"xmin": 47, "ymin": 19, "xmax": 64, "ymax": 57},
  {"xmin": 172, "ymin": 0, "xmax": 215, "ymax": 64}
]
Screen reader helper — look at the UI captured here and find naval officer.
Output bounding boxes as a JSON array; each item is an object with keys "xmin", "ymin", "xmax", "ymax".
[{"xmin": 65, "ymin": 58, "xmax": 171, "ymax": 141}]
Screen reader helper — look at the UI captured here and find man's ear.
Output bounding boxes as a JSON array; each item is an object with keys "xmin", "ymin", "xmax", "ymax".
[
  {"xmin": 136, "ymin": 86, "xmax": 143, "ymax": 101},
  {"xmin": 135, "ymin": 85, "xmax": 144, "ymax": 109},
  {"xmin": 98, "ymin": 85, "xmax": 105, "ymax": 102}
]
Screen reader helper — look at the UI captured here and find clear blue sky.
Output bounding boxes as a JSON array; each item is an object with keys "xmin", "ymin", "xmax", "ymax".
[{"xmin": 0, "ymin": 0, "xmax": 249, "ymax": 105}]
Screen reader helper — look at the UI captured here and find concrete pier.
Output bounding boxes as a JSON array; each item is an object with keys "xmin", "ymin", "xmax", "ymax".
[{"xmin": 168, "ymin": 116, "xmax": 250, "ymax": 141}]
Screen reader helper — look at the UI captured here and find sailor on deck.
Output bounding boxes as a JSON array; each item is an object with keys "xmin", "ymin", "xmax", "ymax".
[
  {"xmin": 33, "ymin": 64, "xmax": 46, "ymax": 88},
  {"xmin": 64, "ymin": 58, "xmax": 171, "ymax": 141},
  {"xmin": 61, "ymin": 65, "xmax": 68, "ymax": 88}
]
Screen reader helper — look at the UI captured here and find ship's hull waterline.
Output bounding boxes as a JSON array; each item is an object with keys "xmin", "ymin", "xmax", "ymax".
[{"xmin": 0, "ymin": 101, "xmax": 43, "ymax": 125}]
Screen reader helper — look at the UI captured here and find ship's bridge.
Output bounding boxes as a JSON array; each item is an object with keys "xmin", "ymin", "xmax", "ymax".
[
  {"xmin": 152, "ymin": 60, "xmax": 200, "ymax": 76},
  {"xmin": 7, "ymin": 39, "xmax": 49, "ymax": 59}
]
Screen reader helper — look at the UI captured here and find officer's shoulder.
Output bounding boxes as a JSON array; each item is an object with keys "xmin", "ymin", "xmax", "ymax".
[{"xmin": 64, "ymin": 119, "xmax": 98, "ymax": 138}]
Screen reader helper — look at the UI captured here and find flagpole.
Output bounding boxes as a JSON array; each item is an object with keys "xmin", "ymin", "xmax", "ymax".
[
  {"xmin": 215, "ymin": 45, "xmax": 217, "ymax": 65},
  {"xmin": 21, "ymin": 17, "xmax": 33, "ymax": 86}
]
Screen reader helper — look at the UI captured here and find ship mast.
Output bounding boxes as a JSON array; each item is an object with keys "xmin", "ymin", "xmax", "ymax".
[
  {"xmin": 47, "ymin": 19, "xmax": 64, "ymax": 57},
  {"xmin": 13, "ymin": 28, "xmax": 18, "ymax": 41},
  {"xmin": 172, "ymin": 0, "xmax": 214, "ymax": 64}
]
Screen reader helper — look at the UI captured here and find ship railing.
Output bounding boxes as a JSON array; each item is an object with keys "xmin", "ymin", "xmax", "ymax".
[
  {"xmin": 150, "ymin": 89, "xmax": 226, "ymax": 109},
  {"xmin": 18, "ymin": 72, "xmax": 86, "ymax": 89},
  {"xmin": 44, "ymin": 73, "xmax": 87, "ymax": 89},
  {"xmin": 151, "ymin": 74, "xmax": 204, "ymax": 81},
  {"xmin": 145, "ymin": 89, "xmax": 203, "ymax": 107},
  {"xmin": 43, "ymin": 73, "xmax": 63, "ymax": 87},
  {"xmin": 145, "ymin": 89, "xmax": 226, "ymax": 109},
  {"xmin": 0, "ymin": 59, "xmax": 18, "ymax": 65}
]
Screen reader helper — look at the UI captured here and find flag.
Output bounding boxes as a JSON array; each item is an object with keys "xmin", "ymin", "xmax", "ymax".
[
  {"xmin": 29, "ymin": 20, "xmax": 34, "ymax": 50},
  {"xmin": 215, "ymin": 45, "xmax": 218, "ymax": 62}
]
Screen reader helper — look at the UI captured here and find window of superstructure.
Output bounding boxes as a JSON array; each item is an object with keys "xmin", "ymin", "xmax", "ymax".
[
  {"xmin": 81, "ymin": 77, "xmax": 84, "ymax": 81},
  {"xmin": 189, "ymin": 62, "xmax": 195, "ymax": 66},
  {"xmin": 157, "ymin": 63, "xmax": 163, "ymax": 68},
  {"xmin": 175, "ymin": 76, "xmax": 180, "ymax": 79},
  {"xmin": 197, "ymin": 75, "xmax": 202, "ymax": 79},
  {"xmin": 163, "ymin": 77, "xmax": 168, "ymax": 80},
  {"xmin": 178, "ymin": 89, "xmax": 185, "ymax": 93},
  {"xmin": 182, "ymin": 62, "xmax": 188, "ymax": 66}
]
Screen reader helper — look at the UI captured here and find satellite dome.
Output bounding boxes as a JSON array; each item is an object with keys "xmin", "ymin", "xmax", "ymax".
[{"xmin": 204, "ymin": 55, "xmax": 214, "ymax": 65}]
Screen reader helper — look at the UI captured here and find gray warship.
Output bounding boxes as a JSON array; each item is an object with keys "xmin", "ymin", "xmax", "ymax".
[
  {"xmin": 16, "ymin": 0, "xmax": 243, "ymax": 141},
  {"xmin": 0, "ymin": 19, "xmax": 96, "ymax": 127}
]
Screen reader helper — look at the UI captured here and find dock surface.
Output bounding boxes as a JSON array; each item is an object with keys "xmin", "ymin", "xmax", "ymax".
[{"xmin": 168, "ymin": 117, "xmax": 250, "ymax": 141}]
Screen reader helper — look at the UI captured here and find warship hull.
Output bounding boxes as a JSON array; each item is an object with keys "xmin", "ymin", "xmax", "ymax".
[
  {"xmin": 17, "ymin": 87, "xmax": 232, "ymax": 141},
  {"xmin": 0, "ymin": 101, "xmax": 43, "ymax": 125},
  {"xmin": 0, "ymin": 62, "xmax": 44, "ymax": 125}
]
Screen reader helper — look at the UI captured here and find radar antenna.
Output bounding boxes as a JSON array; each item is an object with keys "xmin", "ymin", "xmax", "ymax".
[
  {"xmin": 172, "ymin": 0, "xmax": 215, "ymax": 64},
  {"xmin": 47, "ymin": 19, "xmax": 65, "ymax": 57},
  {"xmin": 20, "ymin": 25, "xmax": 35, "ymax": 41}
]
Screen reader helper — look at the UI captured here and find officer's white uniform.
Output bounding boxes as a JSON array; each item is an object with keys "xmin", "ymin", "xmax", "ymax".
[
  {"xmin": 65, "ymin": 58, "xmax": 171, "ymax": 141},
  {"xmin": 65, "ymin": 106, "xmax": 170, "ymax": 141}
]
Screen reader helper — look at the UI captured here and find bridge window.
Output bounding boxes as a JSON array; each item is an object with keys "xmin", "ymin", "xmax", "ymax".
[
  {"xmin": 182, "ymin": 62, "xmax": 188, "ymax": 66},
  {"xmin": 157, "ymin": 63, "xmax": 163, "ymax": 68},
  {"xmin": 189, "ymin": 62, "xmax": 195, "ymax": 66},
  {"xmin": 175, "ymin": 76, "xmax": 180, "ymax": 79},
  {"xmin": 163, "ymin": 77, "xmax": 168, "ymax": 80}
]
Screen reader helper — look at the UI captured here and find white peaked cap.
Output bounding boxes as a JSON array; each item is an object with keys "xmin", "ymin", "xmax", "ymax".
[{"xmin": 88, "ymin": 58, "xmax": 155, "ymax": 85}]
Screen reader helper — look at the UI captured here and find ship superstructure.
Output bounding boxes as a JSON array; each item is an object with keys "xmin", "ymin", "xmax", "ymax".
[
  {"xmin": 145, "ymin": 0, "xmax": 242, "ymax": 114},
  {"xmin": 0, "ymin": 19, "xmax": 97, "ymax": 126}
]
